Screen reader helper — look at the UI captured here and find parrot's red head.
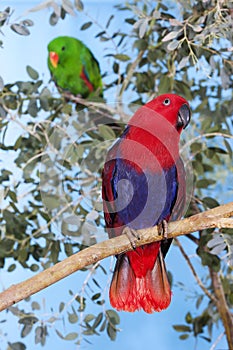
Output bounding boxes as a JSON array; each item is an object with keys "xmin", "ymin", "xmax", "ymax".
[
  {"xmin": 49, "ymin": 51, "xmax": 59, "ymax": 68},
  {"xmin": 145, "ymin": 93, "xmax": 191, "ymax": 132},
  {"xmin": 124, "ymin": 93, "xmax": 191, "ymax": 170},
  {"xmin": 128, "ymin": 93, "xmax": 191, "ymax": 145}
]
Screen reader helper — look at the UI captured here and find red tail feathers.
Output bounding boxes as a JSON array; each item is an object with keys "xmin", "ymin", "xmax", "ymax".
[{"xmin": 109, "ymin": 243, "xmax": 171, "ymax": 313}]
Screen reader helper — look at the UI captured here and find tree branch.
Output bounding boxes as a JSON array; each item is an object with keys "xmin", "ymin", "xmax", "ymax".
[
  {"xmin": 174, "ymin": 238, "xmax": 217, "ymax": 303},
  {"xmin": 0, "ymin": 202, "xmax": 232, "ymax": 312},
  {"xmin": 210, "ymin": 269, "xmax": 233, "ymax": 350}
]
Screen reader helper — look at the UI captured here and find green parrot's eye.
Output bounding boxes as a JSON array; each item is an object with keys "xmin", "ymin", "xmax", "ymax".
[
  {"xmin": 163, "ymin": 98, "xmax": 170, "ymax": 106},
  {"xmin": 61, "ymin": 46, "xmax": 66, "ymax": 51}
]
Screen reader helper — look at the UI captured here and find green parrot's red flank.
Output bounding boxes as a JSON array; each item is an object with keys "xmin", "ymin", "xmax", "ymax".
[
  {"xmin": 47, "ymin": 36, "xmax": 103, "ymax": 98},
  {"xmin": 80, "ymin": 68, "xmax": 94, "ymax": 92},
  {"xmin": 102, "ymin": 94, "xmax": 191, "ymax": 313}
]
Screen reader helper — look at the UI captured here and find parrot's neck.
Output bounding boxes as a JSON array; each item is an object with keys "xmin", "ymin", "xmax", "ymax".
[{"xmin": 121, "ymin": 125, "xmax": 180, "ymax": 171}]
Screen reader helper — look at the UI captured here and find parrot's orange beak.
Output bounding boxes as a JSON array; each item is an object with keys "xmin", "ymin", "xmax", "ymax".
[{"xmin": 49, "ymin": 51, "xmax": 59, "ymax": 68}]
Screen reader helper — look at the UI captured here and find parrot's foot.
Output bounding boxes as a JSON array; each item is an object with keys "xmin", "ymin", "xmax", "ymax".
[
  {"xmin": 123, "ymin": 227, "xmax": 140, "ymax": 250},
  {"xmin": 158, "ymin": 220, "xmax": 168, "ymax": 240}
]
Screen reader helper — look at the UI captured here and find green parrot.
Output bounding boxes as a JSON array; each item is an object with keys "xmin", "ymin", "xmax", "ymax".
[{"xmin": 47, "ymin": 36, "xmax": 103, "ymax": 99}]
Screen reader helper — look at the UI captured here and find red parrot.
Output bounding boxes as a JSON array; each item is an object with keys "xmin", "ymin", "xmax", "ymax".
[{"xmin": 102, "ymin": 94, "xmax": 191, "ymax": 313}]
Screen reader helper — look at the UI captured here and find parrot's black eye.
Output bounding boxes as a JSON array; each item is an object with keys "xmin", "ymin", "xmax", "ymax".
[
  {"xmin": 61, "ymin": 46, "xmax": 66, "ymax": 51},
  {"xmin": 163, "ymin": 98, "xmax": 171, "ymax": 106}
]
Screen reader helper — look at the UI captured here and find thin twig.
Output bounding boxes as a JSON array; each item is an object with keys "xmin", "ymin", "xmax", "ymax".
[
  {"xmin": 210, "ymin": 331, "xmax": 225, "ymax": 350},
  {"xmin": 186, "ymin": 233, "xmax": 199, "ymax": 245},
  {"xmin": 119, "ymin": 50, "xmax": 145, "ymax": 98},
  {"xmin": 210, "ymin": 269, "xmax": 233, "ymax": 349},
  {"xmin": 175, "ymin": 238, "xmax": 217, "ymax": 303},
  {"xmin": 180, "ymin": 132, "xmax": 233, "ymax": 153}
]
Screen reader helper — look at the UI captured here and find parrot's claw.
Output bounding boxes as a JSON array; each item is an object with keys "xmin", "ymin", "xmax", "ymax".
[
  {"xmin": 158, "ymin": 220, "xmax": 168, "ymax": 240},
  {"xmin": 123, "ymin": 227, "xmax": 140, "ymax": 250}
]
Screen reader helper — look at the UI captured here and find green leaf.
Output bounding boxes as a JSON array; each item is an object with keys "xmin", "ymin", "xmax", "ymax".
[
  {"xmin": 207, "ymin": 146, "xmax": 228, "ymax": 155},
  {"xmin": 197, "ymin": 250, "xmax": 220, "ymax": 271},
  {"xmin": 95, "ymin": 30, "xmax": 106, "ymax": 38},
  {"xmin": 196, "ymin": 179, "xmax": 215, "ymax": 188},
  {"xmin": 84, "ymin": 314, "xmax": 95, "ymax": 323},
  {"xmin": 158, "ymin": 75, "xmax": 170, "ymax": 94},
  {"xmin": 99, "ymin": 318, "xmax": 107, "ymax": 332},
  {"xmin": 30, "ymin": 263, "xmax": 39, "ymax": 272},
  {"xmin": 191, "ymin": 24, "xmax": 203, "ymax": 32},
  {"xmin": 192, "ymin": 160, "xmax": 204, "ymax": 175},
  {"xmin": 47, "ymin": 316, "xmax": 57, "ymax": 323},
  {"xmin": 125, "ymin": 17, "xmax": 135, "ymax": 25},
  {"xmin": 91, "ymin": 292, "xmax": 101, "ymax": 301},
  {"xmin": 0, "ymin": 10, "xmax": 9, "ymax": 25},
  {"xmin": 113, "ymin": 61, "xmax": 119, "ymax": 73},
  {"xmin": 64, "ymin": 332, "xmax": 78, "ymax": 340},
  {"xmin": 18, "ymin": 315, "xmax": 38, "ymax": 325},
  {"xmin": 134, "ymin": 38, "xmax": 148, "ymax": 50},
  {"xmin": 80, "ymin": 21, "xmax": 92, "ymax": 30},
  {"xmin": 75, "ymin": 0, "xmax": 84, "ymax": 11},
  {"xmin": 167, "ymin": 40, "xmax": 179, "ymax": 51},
  {"xmin": 196, "ymin": 295, "xmax": 204, "ymax": 309},
  {"xmin": 107, "ymin": 322, "xmax": 117, "ymax": 341},
  {"xmin": 8, "ymin": 342, "xmax": 26, "ymax": 350},
  {"xmin": 185, "ymin": 312, "xmax": 192, "ymax": 323},
  {"xmin": 178, "ymin": 56, "xmax": 189, "ymax": 69},
  {"xmin": 64, "ymin": 243, "xmax": 73, "ymax": 256},
  {"xmin": 138, "ymin": 19, "xmax": 148, "ymax": 38},
  {"xmin": 113, "ymin": 54, "xmax": 131, "ymax": 61},
  {"xmin": 7, "ymin": 263, "xmax": 16, "ymax": 272},
  {"xmin": 68, "ymin": 312, "xmax": 78, "ymax": 324},
  {"xmin": 59, "ymin": 302, "xmax": 65, "ymax": 313},
  {"xmin": 229, "ymin": 292, "xmax": 233, "ymax": 305},
  {"xmin": 202, "ymin": 197, "xmax": 219, "ymax": 209},
  {"xmin": 31, "ymin": 302, "xmax": 40, "ymax": 310},
  {"xmin": 10, "ymin": 23, "xmax": 30, "ymax": 36},
  {"xmin": 27, "ymin": 98, "xmax": 38, "ymax": 117},
  {"xmin": 49, "ymin": 12, "xmax": 59, "ymax": 26},
  {"xmin": 207, "ymin": 235, "xmax": 224, "ymax": 249},
  {"xmin": 98, "ymin": 124, "xmax": 116, "ymax": 140},
  {"xmin": 200, "ymin": 336, "xmax": 211, "ymax": 342},
  {"xmin": 42, "ymin": 194, "xmax": 60, "ymax": 210},
  {"xmin": 26, "ymin": 65, "xmax": 39, "ymax": 80},
  {"xmin": 21, "ymin": 324, "xmax": 33, "ymax": 338},
  {"xmin": 209, "ymin": 243, "xmax": 226, "ymax": 255},
  {"xmin": 179, "ymin": 334, "xmax": 189, "ymax": 340},
  {"xmin": 55, "ymin": 329, "xmax": 65, "ymax": 339},
  {"xmin": 162, "ymin": 30, "xmax": 180, "ymax": 42},
  {"xmin": 21, "ymin": 19, "xmax": 33, "ymax": 27},
  {"xmin": 8, "ymin": 190, "xmax": 17, "ymax": 203},
  {"xmin": 106, "ymin": 309, "xmax": 120, "ymax": 325},
  {"xmin": 106, "ymin": 15, "xmax": 114, "ymax": 28},
  {"xmin": 35, "ymin": 325, "xmax": 47, "ymax": 346},
  {"xmin": 93, "ymin": 312, "xmax": 103, "ymax": 329},
  {"xmin": 173, "ymin": 325, "xmax": 191, "ymax": 332},
  {"xmin": 224, "ymin": 139, "xmax": 232, "ymax": 158}
]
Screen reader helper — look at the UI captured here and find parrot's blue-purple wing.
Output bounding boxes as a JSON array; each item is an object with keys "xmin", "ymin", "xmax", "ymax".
[{"xmin": 103, "ymin": 157, "xmax": 178, "ymax": 233}]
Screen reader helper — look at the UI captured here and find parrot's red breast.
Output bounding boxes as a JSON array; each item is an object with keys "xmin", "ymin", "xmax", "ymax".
[{"xmin": 102, "ymin": 94, "xmax": 191, "ymax": 313}]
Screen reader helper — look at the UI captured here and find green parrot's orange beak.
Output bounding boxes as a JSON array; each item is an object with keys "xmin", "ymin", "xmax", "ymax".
[{"xmin": 49, "ymin": 51, "xmax": 59, "ymax": 68}]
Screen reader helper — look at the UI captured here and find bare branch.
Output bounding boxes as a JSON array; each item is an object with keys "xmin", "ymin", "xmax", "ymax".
[
  {"xmin": 0, "ymin": 201, "xmax": 232, "ymax": 312},
  {"xmin": 175, "ymin": 238, "xmax": 217, "ymax": 303},
  {"xmin": 210, "ymin": 269, "xmax": 233, "ymax": 349},
  {"xmin": 119, "ymin": 50, "xmax": 145, "ymax": 97}
]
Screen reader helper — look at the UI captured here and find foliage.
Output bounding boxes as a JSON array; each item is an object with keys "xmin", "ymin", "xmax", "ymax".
[{"xmin": 0, "ymin": 0, "xmax": 233, "ymax": 348}]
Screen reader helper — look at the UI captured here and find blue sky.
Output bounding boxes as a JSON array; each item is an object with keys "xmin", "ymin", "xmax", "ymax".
[{"xmin": 0, "ymin": 1, "xmax": 229, "ymax": 350}]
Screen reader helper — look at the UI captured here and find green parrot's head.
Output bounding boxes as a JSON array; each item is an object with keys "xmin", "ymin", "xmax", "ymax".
[{"xmin": 47, "ymin": 36, "xmax": 78, "ymax": 70}]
